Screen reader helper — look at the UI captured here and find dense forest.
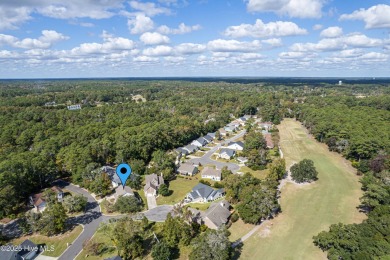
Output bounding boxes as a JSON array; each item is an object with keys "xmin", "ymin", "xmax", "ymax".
[{"xmin": 0, "ymin": 79, "xmax": 389, "ymax": 259}]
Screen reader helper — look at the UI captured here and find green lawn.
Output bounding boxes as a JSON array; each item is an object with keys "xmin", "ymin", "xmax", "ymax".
[
  {"xmin": 240, "ymin": 118, "xmax": 366, "ymax": 260},
  {"xmin": 228, "ymin": 218, "xmax": 256, "ymax": 242},
  {"xmin": 157, "ymin": 177, "xmax": 199, "ymax": 205},
  {"xmin": 12, "ymin": 225, "xmax": 83, "ymax": 257},
  {"xmin": 238, "ymin": 166, "xmax": 269, "ymax": 179}
]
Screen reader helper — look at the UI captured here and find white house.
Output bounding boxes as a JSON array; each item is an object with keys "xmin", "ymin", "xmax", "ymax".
[
  {"xmin": 227, "ymin": 141, "xmax": 244, "ymax": 151},
  {"xmin": 192, "ymin": 137, "xmax": 208, "ymax": 147},
  {"xmin": 201, "ymin": 167, "xmax": 222, "ymax": 181},
  {"xmin": 218, "ymin": 148, "xmax": 236, "ymax": 160}
]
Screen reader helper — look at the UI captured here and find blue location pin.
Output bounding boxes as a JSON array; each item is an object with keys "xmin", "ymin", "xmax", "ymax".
[{"xmin": 116, "ymin": 163, "xmax": 132, "ymax": 188}]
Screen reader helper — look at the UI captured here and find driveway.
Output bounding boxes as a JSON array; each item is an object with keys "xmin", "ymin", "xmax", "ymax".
[
  {"xmin": 188, "ymin": 130, "xmax": 246, "ymax": 172},
  {"xmin": 146, "ymin": 194, "xmax": 157, "ymax": 210},
  {"xmin": 144, "ymin": 205, "xmax": 174, "ymax": 222}
]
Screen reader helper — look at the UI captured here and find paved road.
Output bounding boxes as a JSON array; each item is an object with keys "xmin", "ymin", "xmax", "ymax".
[
  {"xmin": 53, "ymin": 180, "xmax": 113, "ymax": 260},
  {"xmin": 189, "ymin": 130, "xmax": 246, "ymax": 172}
]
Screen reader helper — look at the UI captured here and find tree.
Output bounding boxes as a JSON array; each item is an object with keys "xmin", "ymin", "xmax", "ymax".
[
  {"xmin": 246, "ymin": 148, "xmax": 268, "ymax": 170},
  {"xmin": 114, "ymin": 195, "xmax": 142, "ymax": 213},
  {"xmin": 152, "ymin": 242, "xmax": 173, "ymax": 260},
  {"xmin": 243, "ymin": 131, "xmax": 266, "ymax": 153},
  {"xmin": 63, "ymin": 194, "xmax": 87, "ymax": 213},
  {"xmin": 290, "ymin": 159, "xmax": 318, "ymax": 183},
  {"xmin": 38, "ymin": 203, "xmax": 67, "ymax": 236},
  {"xmin": 128, "ymin": 174, "xmax": 142, "ymax": 190},
  {"xmin": 221, "ymin": 166, "xmax": 232, "ymax": 180},
  {"xmin": 158, "ymin": 183, "xmax": 169, "ymax": 196},
  {"xmin": 89, "ymin": 172, "xmax": 112, "ymax": 197},
  {"xmin": 268, "ymin": 158, "xmax": 286, "ymax": 181},
  {"xmin": 190, "ymin": 227, "xmax": 231, "ymax": 260}
]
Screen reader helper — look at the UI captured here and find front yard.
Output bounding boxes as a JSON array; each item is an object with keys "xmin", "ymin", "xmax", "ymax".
[
  {"xmin": 156, "ymin": 177, "xmax": 199, "ymax": 205},
  {"xmin": 11, "ymin": 225, "xmax": 83, "ymax": 257},
  {"xmin": 238, "ymin": 166, "xmax": 269, "ymax": 179}
]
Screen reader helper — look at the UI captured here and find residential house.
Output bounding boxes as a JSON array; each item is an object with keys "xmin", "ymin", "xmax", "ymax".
[
  {"xmin": 238, "ymin": 117, "xmax": 247, "ymax": 124},
  {"xmin": 218, "ymin": 128, "xmax": 227, "ymax": 137},
  {"xmin": 115, "ymin": 185, "xmax": 135, "ymax": 200},
  {"xmin": 29, "ymin": 186, "xmax": 64, "ymax": 213},
  {"xmin": 201, "ymin": 167, "xmax": 222, "ymax": 181},
  {"xmin": 260, "ymin": 122, "xmax": 273, "ymax": 131},
  {"xmin": 30, "ymin": 193, "xmax": 46, "ymax": 213},
  {"xmin": 206, "ymin": 132, "xmax": 216, "ymax": 139},
  {"xmin": 203, "ymin": 135, "xmax": 213, "ymax": 143},
  {"xmin": 218, "ymin": 148, "xmax": 236, "ymax": 160},
  {"xmin": 51, "ymin": 186, "xmax": 64, "ymax": 202},
  {"xmin": 185, "ymin": 183, "xmax": 225, "ymax": 203},
  {"xmin": 203, "ymin": 200, "xmax": 231, "ymax": 229},
  {"xmin": 144, "ymin": 173, "xmax": 164, "ymax": 197},
  {"xmin": 191, "ymin": 137, "xmax": 208, "ymax": 147},
  {"xmin": 101, "ymin": 166, "xmax": 120, "ymax": 188},
  {"xmin": 176, "ymin": 147, "xmax": 189, "ymax": 156},
  {"xmin": 264, "ymin": 133, "xmax": 274, "ymax": 149},
  {"xmin": 177, "ymin": 163, "xmax": 198, "ymax": 176},
  {"xmin": 183, "ymin": 144, "xmax": 198, "ymax": 154},
  {"xmin": 227, "ymin": 141, "xmax": 244, "ymax": 151},
  {"xmin": 0, "ymin": 239, "xmax": 40, "ymax": 260},
  {"xmin": 237, "ymin": 157, "xmax": 248, "ymax": 164}
]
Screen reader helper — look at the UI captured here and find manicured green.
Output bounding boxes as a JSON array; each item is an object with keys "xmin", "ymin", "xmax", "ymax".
[
  {"xmin": 157, "ymin": 177, "xmax": 199, "ymax": 205},
  {"xmin": 240, "ymin": 119, "xmax": 365, "ymax": 259}
]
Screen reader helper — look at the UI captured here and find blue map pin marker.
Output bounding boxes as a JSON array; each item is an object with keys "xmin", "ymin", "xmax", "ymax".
[{"xmin": 116, "ymin": 163, "xmax": 132, "ymax": 188}]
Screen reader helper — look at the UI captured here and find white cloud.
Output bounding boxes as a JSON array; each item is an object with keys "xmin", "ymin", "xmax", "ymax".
[
  {"xmin": 71, "ymin": 34, "xmax": 135, "ymax": 55},
  {"xmin": 313, "ymin": 24, "xmax": 323, "ymax": 30},
  {"xmin": 129, "ymin": 1, "xmax": 170, "ymax": 16},
  {"xmin": 0, "ymin": 0, "xmax": 124, "ymax": 30},
  {"xmin": 175, "ymin": 43, "xmax": 206, "ymax": 54},
  {"xmin": 157, "ymin": 23, "xmax": 201, "ymax": 34},
  {"xmin": 164, "ymin": 56, "xmax": 185, "ymax": 63},
  {"xmin": 208, "ymin": 39, "xmax": 262, "ymax": 52},
  {"xmin": 143, "ymin": 45, "xmax": 173, "ymax": 56},
  {"xmin": 246, "ymin": 0, "xmax": 324, "ymax": 18},
  {"xmin": 340, "ymin": 5, "xmax": 390, "ymax": 29},
  {"xmin": 128, "ymin": 14, "xmax": 154, "ymax": 34},
  {"xmin": 133, "ymin": 55, "xmax": 159, "ymax": 62},
  {"xmin": 262, "ymin": 38, "xmax": 283, "ymax": 47},
  {"xmin": 320, "ymin": 26, "xmax": 343, "ymax": 38},
  {"xmin": 224, "ymin": 19, "xmax": 307, "ymax": 38},
  {"xmin": 0, "ymin": 30, "xmax": 69, "ymax": 49},
  {"xmin": 140, "ymin": 32, "xmax": 169, "ymax": 45},
  {"xmin": 291, "ymin": 33, "xmax": 383, "ymax": 52}
]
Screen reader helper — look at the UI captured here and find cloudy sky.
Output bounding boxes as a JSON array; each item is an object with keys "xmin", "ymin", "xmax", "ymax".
[{"xmin": 0, "ymin": 0, "xmax": 389, "ymax": 78}]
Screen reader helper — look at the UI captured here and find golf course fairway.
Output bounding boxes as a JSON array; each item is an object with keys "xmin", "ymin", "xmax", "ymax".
[{"xmin": 239, "ymin": 118, "xmax": 366, "ymax": 260}]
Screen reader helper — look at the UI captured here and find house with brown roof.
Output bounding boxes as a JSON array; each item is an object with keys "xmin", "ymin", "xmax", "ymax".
[
  {"xmin": 203, "ymin": 200, "xmax": 231, "ymax": 229},
  {"xmin": 201, "ymin": 167, "xmax": 222, "ymax": 181},
  {"xmin": 144, "ymin": 173, "xmax": 164, "ymax": 197},
  {"xmin": 264, "ymin": 133, "xmax": 274, "ymax": 149},
  {"xmin": 29, "ymin": 186, "xmax": 64, "ymax": 213}
]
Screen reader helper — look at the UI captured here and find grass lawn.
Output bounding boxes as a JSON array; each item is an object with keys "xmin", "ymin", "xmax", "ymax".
[
  {"xmin": 75, "ymin": 226, "xmax": 117, "ymax": 260},
  {"xmin": 12, "ymin": 225, "xmax": 83, "ymax": 257},
  {"xmin": 238, "ymin": 166, "xmax": 269, "ymax": 179},
  {"xmin": 240, "ymin": 118, "xmax": 366, "ymax": 260},
  {"xmin": 157, "ymin": 177, "xmax": 199, "ymax": 205},
  {"xmin": 228, "ymin": 219, "xmax": 256, "ymax": 242},
  {"xmin": 193, "ymin": 151, "xmax": 205, "ymax": 157}
]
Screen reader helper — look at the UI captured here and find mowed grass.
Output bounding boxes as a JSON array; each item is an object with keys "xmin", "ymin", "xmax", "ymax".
[
  {"xmin": 12, "ymin": 225, "xmax": 83, "ymax": 257},
  {"xmin": 157, "ymin": 177, "xmax": 199, "ymax": 205},
  {"xmin": 240, "ymin": 118, "xmax": 365, "ymax": 260}
]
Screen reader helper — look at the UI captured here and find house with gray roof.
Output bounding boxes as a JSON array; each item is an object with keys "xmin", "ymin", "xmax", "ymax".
[
  {"xmin": 176, "ymin": 147, "xmax": 189, "ymax": 156},
  {"xmin": 0, "ymin": 239, "xmax": 40, "ymax": 260},
  {"xmin": 201, "ymin": 167, "xmax": 222, "ymax": 181},
  {"xmin": 191, "ymin": 137, "xmax": 208, "ymax": 147},
  {"xmin": 203, "ymin": 135, "xmax": 213, "ymax": 143},
  {"xmin": 218, "ymin": 148, "xmax": 236, "ymax": 160},
  {"xmin": 185, "ymin": 183, "xmax": 225, "ymax": 203},
  {"xmin": 227, "ymin": 141, "xmax": 244, "ymax": 151},
  {"xmin": 183, "ymin": 144, "xmax": 198, "ymax": 154},
  {"xmin": 203, "ymin": 200, "xmax": 231, "ymax": 229},
  {"xmin": 207, "ymin": 132, "xmax": 216, "ymax": 139},
  {"xmin": 101, "ymin": 166, "xmax": 120, "ymax": 188},
  {"xmin": 177, "ymin": 163, "xmax": 198, "ymax": 176},
  {"xmin": 144, "ymin": 173, "xmax": 164, "ymax": 197}
]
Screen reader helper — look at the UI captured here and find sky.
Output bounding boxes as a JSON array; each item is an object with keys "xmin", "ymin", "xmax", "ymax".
[{"xmin": 0, "ymin": 0, "xmax": 390, "ymax": 78}]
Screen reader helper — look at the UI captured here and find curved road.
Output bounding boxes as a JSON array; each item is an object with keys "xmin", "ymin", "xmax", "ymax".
[
  {"xmin": 53, "ymin": 180, "xmax": 112, "ymax": 260},
  {"xmin": 188, "ymin": 130, "xmax": 246, "ymax": 172}
]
